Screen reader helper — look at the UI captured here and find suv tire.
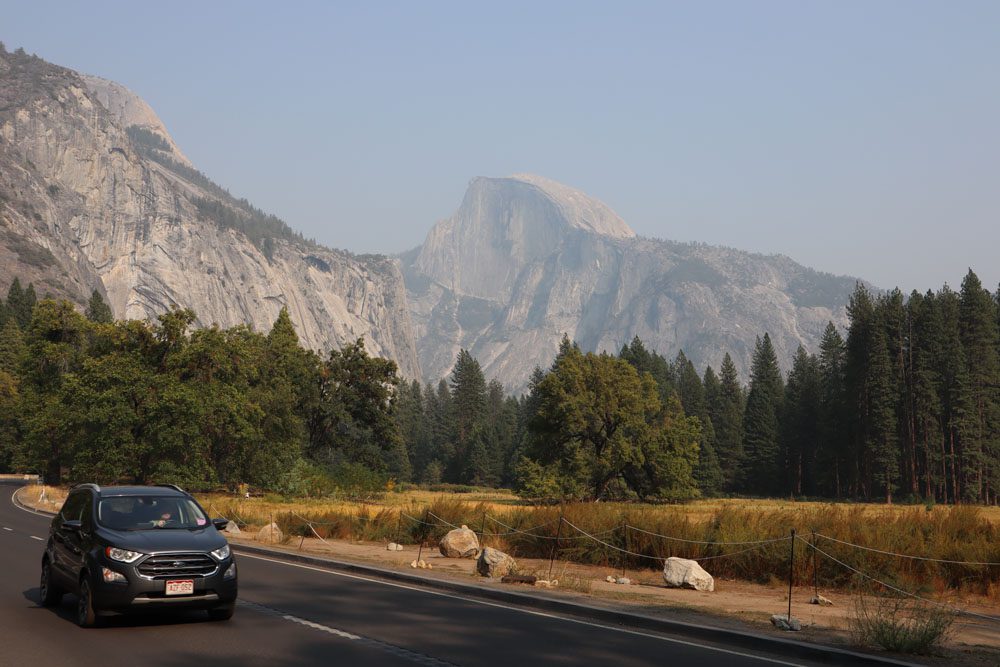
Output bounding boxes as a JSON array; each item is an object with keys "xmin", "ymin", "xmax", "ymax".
[
  {"xmin": 208, "ymin": 604, "xmax": 235, "ymax": 621},
  {"xmin": 39, "ymin": 559, "xmax": 63, "ymax": 607},
  {"xmin": 76, "ymin": 577, "xmax": 99, "ymax": 628}
]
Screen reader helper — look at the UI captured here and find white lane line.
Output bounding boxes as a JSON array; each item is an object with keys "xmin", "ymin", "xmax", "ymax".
[
  {"xmin": 237, "ymin": 552, "xmax": 804, "ymax": 667},
  {"xmin": 9, "ymin": 487, "xmax": 52, "ymax": 517},
  {"xmin": 282, "ymin": 614, "xmax": 361, "ymax": 640},
  {"xmin": 2, "ymin": 527, "xmax": 12, "ymax": 531},
  {"xmin": 30, "ymin": 535, "xmax": 43, "ymax": 541}
]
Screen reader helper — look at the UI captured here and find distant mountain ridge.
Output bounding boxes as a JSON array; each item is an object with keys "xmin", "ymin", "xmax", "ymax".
[
  {"xmin": 403, "ymin": 175, "xmax": 860, "ymax": 391},
  {"xmin": 0, "ymin": 47, "xmax": 862, "ymax": 392},
  {"xmin": 0, "ymin": 47, "xmax": 420, "ymax": 378}
]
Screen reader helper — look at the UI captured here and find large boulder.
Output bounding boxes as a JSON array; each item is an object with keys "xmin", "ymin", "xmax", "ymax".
[
  {"xmin": 257, "ymin": 522, "xmax": 284, "ymax": 544},
  {"xmin": 223, "ymin": 521, "xmax": 242, "ymax": 535},
  {"xmin": 477, "ymin": 547, "xmax": 517, "ymax": 578},
  {"xmin": 439, "ymin": 525, "xmax": 480, "ymax": 558},
  {"xmin": 663, "ymin": 557, "xmax": 714, "ymax": 592}
]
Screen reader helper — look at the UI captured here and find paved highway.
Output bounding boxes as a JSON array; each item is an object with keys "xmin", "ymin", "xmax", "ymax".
[{"xmin": 0, "ymin": 482, "xmax": 819, "ymax": 667}]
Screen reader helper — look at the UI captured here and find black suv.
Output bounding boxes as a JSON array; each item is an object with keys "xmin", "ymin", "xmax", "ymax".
[{"xmin": 39, "ymin": 484, "xmax": 238, "ymax": 627}]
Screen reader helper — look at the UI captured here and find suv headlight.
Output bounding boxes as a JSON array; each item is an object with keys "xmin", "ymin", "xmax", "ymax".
[
  {"xmin": 105, "ymin": 546, "xmax": 144, "ymax": 563},
  {"xmin": 211, "ymin": 545, "xmax": 231, "ymax": 561}
]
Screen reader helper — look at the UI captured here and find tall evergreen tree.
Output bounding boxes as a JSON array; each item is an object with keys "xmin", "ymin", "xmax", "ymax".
[
  {"xmin": 867, "ymin": 322, "xmax": 900, "ymax": 503},
  {"xmin": 782, "ymin": 346, "xmax": 820, "ymax": 496},
  {"xmin": 740, "ymin": 334, "xmax": 784, "ymax": 495},
  {"xmin": 85, "ymin": 289, "xmax": 114, "ymax": 323},
  {"xmin": 816, "ymin": 322, "xmax": 848, "ymax": 497},
  {"xmin": 449, "ymin": 350, "xmax": 488, "ymax": 483},
  {"xmin": 935, "ymin": 286, "xmax": 971, "ymax": 502},
  {"xmin": 709, "ymin": 353, "xmax": 744, "ymax": 491},
  {"xmin": 673, "ymin": 351, "xmax": 722, "ymax": 494},
  {"xmin": 0, "ymin": 319, "xmax": 25, "ymax": 375},
  {"xmin": 958, "ymin": 270, "xmax": 1000, "ymax": 502}
]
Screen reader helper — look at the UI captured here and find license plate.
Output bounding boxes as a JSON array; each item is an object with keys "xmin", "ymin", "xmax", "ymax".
[{"xmin": 165, "ymin": 579, "xmax": 194, "ymax": 596}]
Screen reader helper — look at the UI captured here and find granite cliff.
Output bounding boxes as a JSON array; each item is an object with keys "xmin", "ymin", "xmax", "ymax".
[
  {"xmin": 0, "ymin": 48, "xmax": 419, "ymax": 378},
  {"xmin": 403, "ymin": 175, "xmax": 858, "ymax": 392}
]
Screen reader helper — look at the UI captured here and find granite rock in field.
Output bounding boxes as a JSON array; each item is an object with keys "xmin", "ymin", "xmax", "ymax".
[
  {"xmin": 477, "ymin": 547, "xmax": 516, "ymax": 578},
  {"xmin": 770, "ymin": 614, "xmax": 801, "ymax": 631},
  {"xmin": 257, "ymin": 522, "xmax": 283, "ymax": 544},
  {"xmin": 439, "ymin": 525, "xmax": 480, "ymax": 558},
  {"xmin": 223, "ymin": 521, "xmax": 242, "ymax": 535},
  {"xmin": 663, "ymin": 557, "xmax": 714, "ymax": 592}
]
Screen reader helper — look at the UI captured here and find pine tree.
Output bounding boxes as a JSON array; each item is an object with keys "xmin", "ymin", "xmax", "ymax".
[
  {"xmin": 673, "ymin": 351, "xmax": 722, "ymax": 494},
  {"xmin": 0, "ymin": 319, "xmax": 25, "ymax": 375},
  {"xmin": 845, "ymin": 283, "xmax": 877, "ymax": 498},
  {"xmin": 782, "ymin": 346, "xmax": 820, "ymax": 496},
  {"xmin": 958, "ymin": 270, "xmax": 1000, "ymax": 503},
  {"xmin": 935, "ymin": 286, "xmax": 969, "ymax": 502},
  {"xmin": 868, "ymin": 322, "xmax": 899, "ymax": 503},
  {"xmin": 449, "ymin": 350, "xmax": 488, "ymax": 483},
  {"xmin": 740, "ymin": 334, "xmax": 784, "ymax": 495},
  {"xmin": 907, "ymin": 291, "xmax": 944, "ymax": 500},
  {"xmin": 710, "ymin": 353, "xmax": 744, "ymax": 491},
  {"xmin": 816, "ymin": 322, "xmax": 847, "ymax": 497},
  {"xmin": 6, "ymin": 279, "xmax": 35, "ymax": 330},
  {"xmin": 85, "ymin": 289, "xmax": 114, "ymax": 323}
]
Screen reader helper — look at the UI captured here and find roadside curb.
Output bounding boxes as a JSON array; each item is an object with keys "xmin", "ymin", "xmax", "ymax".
[
  {"xmin": 230, "ymin": 540, "xmax": 919, "ymax": 667},
  {"xmin": 9, "ymin": 488, "xmax": 918, "ymax": 666}
]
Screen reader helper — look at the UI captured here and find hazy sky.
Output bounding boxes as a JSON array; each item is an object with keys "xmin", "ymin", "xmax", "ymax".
[{"xmin": 5, "ymin": 1, "xmax": 999, "ymax": 292}]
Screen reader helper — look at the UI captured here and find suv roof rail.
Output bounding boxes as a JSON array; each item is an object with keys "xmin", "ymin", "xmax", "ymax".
[
  {"xmin": 154, "ymin": 483, "xmax": 186, "ymax": 494},
  {"xmin": 72, "ymin": 482, "xmax": 101, "ymax": 493}
]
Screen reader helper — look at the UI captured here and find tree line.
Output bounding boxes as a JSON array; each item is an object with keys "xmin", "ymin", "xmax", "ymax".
[{"xmin": 2, "ymin": 268, "xmax": 998, "ymax": 504}]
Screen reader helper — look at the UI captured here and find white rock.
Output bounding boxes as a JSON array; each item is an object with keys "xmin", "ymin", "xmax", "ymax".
[
  {"xmin": 810, "ymin": 594, "xmax": 833, "ymax": 606},
  {"xmin": 410, "ymin": 560, "xmax": 418, "ymax": 568},
  {"xmin": 256, "ymin": 522, "xmax": 283, "ymax": 543},
  {"xmin": 662, "ymin": 557, "xmax": 714, "ymax": 592},
  {"xmin": 770, "ymin": 614, "xmax": 801, "ymax": 631},
  {"xmin": 606, "ymin": 575, "xmax": 616, "ymax": 583},
  {"xmin": 439, "ymin": 526, "xmax": 480, "ymax": 558},
  {"xmin": 476, "ymin": 547, "xmax": 517, "ymax": 578},
  {"xmin": 223, "ymin": 521, "xmax": 242, "ymax": 535},
  {"xmin": 615, "ymin": 577, "xmax": 631, "ymax": 585}
]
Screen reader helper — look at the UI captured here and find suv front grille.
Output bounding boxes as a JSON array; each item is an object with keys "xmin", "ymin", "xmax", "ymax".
[{"xmin": 137, "ymin": 553, "xmax": 216, "ymax": 579}]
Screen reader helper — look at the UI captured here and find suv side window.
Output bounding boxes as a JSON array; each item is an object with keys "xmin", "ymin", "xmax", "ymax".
[
  {"xmin": 80, "ymin": 493, "xmax": 94, "ymax": 531},
  {"xmin": 60, "ymin": 491, "xmax": 88, "ymax": 522}
]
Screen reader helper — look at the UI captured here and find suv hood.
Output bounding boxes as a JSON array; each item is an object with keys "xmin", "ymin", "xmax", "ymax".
[{"xmin": 98, "ymin": 527, "xmax": 228, "ymax": 554}]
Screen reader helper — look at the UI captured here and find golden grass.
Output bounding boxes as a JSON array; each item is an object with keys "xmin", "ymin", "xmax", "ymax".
[{"xmin": 22, "ymin": 485, "xmax": 1000, "ymax": 598}]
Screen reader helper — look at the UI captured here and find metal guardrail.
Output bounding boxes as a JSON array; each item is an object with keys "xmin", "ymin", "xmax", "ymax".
[{"xmin": 0, "ymin": 474, "xmax": 41, "ymax": 483}]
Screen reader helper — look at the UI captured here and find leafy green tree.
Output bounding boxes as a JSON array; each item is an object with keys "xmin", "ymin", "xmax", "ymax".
[
  {"xmin": 84, "ymin": 289, "xmax": 114, "ymax": 323},
  {"xmin": 527, "ymin": 345, "xmax": 673, "ymax": 499},
  {"xmin": 308, "ymin": 338, "xmax": 405, "ymax": 480},
  {"xmin": 740, "ymin": 334, "xmax": 784, "ymax": 495}
]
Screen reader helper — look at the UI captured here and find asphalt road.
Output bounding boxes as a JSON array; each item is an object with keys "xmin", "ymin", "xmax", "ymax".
[{"xmin": 0, "ymin": 482, "xmax": 814, "ymax": 667}]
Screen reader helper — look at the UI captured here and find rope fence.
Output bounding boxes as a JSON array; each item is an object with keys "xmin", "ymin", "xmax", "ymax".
[{"xmin": 208, "ymin": 501, "xmax": 1000, "ymax": 625}]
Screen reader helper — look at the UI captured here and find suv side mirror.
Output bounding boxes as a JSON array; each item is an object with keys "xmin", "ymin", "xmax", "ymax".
[
  {"xmin": 212, "ymin": 518, "xmax": 229, "ymax": 531},
  {"xmin": 62, "ymin": 519, "xmax": 82, "ymax": 532}
]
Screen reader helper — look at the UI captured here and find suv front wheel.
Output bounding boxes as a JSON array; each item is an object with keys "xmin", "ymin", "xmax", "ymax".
[
  {"xmin": 77, "ymin": 577, "xmax": 99, "ymax": 628},
  {"xmin": 39, "ymin": 559, "xmax": 63, "ymax": 607}
]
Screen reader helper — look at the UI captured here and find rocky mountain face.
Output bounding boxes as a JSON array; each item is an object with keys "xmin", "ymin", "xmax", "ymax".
[
  {"xmin": 403, "ymin": 174, "xmax": 858, "ymax": 392},
  {"xmin": 0, "ymin": 48, "xmax": 420, "ymax": 378}
]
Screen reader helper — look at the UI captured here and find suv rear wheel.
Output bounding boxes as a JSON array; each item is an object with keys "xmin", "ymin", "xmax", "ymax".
[
  {"xmin": 39, "ymin": 559, "xmax": 62, "ymax": 607},
  {"xmin": 76, "ymin": 577, "xmax": 99, "ymax": 628}
]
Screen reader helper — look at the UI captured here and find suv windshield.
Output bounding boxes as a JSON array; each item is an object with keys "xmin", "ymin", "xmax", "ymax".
[{"xmin": 96, "ymin": 496, "xmax": 208, "ymax": 531}]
